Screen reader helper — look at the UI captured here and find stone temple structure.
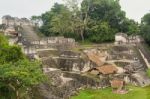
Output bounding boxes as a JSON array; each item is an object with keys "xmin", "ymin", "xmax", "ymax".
[
  {"xmin": 115, "ymin": 33, "xmax": 144, "ymax": 45},
  {"xmin": 2, "ymin": 15, "xmax": 35, "ymax": 26}
]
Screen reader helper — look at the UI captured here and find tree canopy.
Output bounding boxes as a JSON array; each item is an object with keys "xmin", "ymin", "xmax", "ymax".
[
  {"xmin": 140, "ymin": 13, "xmax": 150, "ymax": 44},
  {"xmin": 36, "ymin": 0, "xmax": 141, "ymax": 43},
  {"xmin": 0, "ymin": 34, "xmax": 45, "ymax": 99}
]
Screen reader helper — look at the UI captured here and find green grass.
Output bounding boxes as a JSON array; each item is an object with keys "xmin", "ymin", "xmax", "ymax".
[
  {"xmin": 71, "ymin": 86, "xmax": 150, "ymax": 99},
  {"xmin": 78, "ymin": 40, "xmax": 94, "ymax": 45}
]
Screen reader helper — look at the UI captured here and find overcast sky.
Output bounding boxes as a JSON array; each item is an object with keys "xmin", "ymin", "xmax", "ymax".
[{"xmin": 0, "ymin": 0, "xmax": 150, "ymax": 23}]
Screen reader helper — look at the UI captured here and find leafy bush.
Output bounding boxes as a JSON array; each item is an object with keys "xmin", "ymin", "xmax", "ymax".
[{"xmin": 0, "ymin": 34, "xmax": 46, "ymax": 98}]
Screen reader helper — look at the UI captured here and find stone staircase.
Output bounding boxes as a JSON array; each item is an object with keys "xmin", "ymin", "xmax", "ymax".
[{"xmin": 21, "ymin": 25, "xmax": 40, "ymax": 42}]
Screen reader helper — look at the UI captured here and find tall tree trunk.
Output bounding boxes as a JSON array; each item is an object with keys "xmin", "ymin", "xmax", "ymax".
[
  {"xmin": 80, "ymin": 30, "xmax": 85, "ymax": 42},
  {"xmin": 81, "ymin": 2, "xmax": 89, "ymax": 43},
  {"xmin": 9, "ymin": 83, "xmax": 20, "ymax": 99},
  {"xmin": 16, "ymin": 90, "xmax": 19, "ymax": 99}
]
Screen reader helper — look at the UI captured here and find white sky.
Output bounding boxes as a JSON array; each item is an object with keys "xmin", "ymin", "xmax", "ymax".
[
  {"xmin": 120, "ymin": 0, "xmax": 150, "ymax": 22},
  {"xmin": 0, "ymin": 0, "xmax": 150, "ymax": 23}
]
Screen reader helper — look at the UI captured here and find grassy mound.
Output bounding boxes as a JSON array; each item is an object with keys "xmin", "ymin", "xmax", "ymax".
[{"xmin": 71, "ymin": 86, "xmax": 150, "ymax": 99}]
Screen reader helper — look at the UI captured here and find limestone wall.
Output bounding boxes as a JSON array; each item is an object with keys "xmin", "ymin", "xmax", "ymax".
[
  {"xmin": 30, "ymin": 37, "xmax": 76, "ymax": 50},
  {"xmin": 2, "ymin": 15, "xmax": 35, "ymax": 26}
]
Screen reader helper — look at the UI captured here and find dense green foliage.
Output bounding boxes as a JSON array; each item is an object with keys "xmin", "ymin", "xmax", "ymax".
[
  {"xmin": 0, "ymin": 60, "xmax": 45, "ymax": 99},
  {"xmin": 37, "ymin": 0, "xmax": 139, "ymax": 43},
  {"xmin": 0, "ymin": 45, "xmax": 24, "ymax": 64},
  {"xmin": 71, "ymin": 86, "xmax": 150, "ymax": 99},
  {"xmin": 0, "ymin": 34, "xmax": 8, "ymax": 47},
  {"xmin": 0, "ymin": 34, "xmax": 24, "ymax": 64},
  {"xmin": 40, "ymin": 3, "xmax": 78, "ymax": 38},
  {"xmin": 140, "ymin": 13, "xmax": 150, "ymax": 44},
  {"xmin": 0, "ymin": 34, "xmax": 45, "ymax": 99}
]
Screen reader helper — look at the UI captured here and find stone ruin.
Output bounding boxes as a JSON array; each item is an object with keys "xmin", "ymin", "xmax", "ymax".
[
  {"xmin": 2, "ymin": 16, "xmax": 150, "ymax": 98},
  {"xmin": 107, "ymin": 45, "xmax": 150, "ymax": 87},
  {"xmin": 31, "ymin": 48, "xmax": 105, "ymax": 99},
  {"xmin": 2, "ymin": 15, "xmax": 35, "ymax": 26},
  {"xmin": 30, "ymin": 41, "xmax": 150, "ymax": 98},
  {"xmin": 22, "ymin": 36, "xmax": 77, "ymax": 57},
  {"xmin": 31, "ymin": 36, "xmax": 76, "ymax": 49},
  {"xmin": 115, "ymin": 33, "xmax": 144, "ymax": 45}
]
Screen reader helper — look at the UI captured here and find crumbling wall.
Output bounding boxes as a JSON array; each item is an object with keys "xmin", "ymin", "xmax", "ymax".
[
  {"xmin": 31, "ymin": 70, "xmax": 106, "ymax": 99},
  {"xmin": 30, "ymin": 37, "xmax": 77, "ymax": 50}
]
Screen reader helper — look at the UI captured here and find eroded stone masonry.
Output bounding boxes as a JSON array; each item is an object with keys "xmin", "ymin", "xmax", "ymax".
[{"xmin": 1, "ymin": 15, "xmax": 150, "ymax": 99}]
